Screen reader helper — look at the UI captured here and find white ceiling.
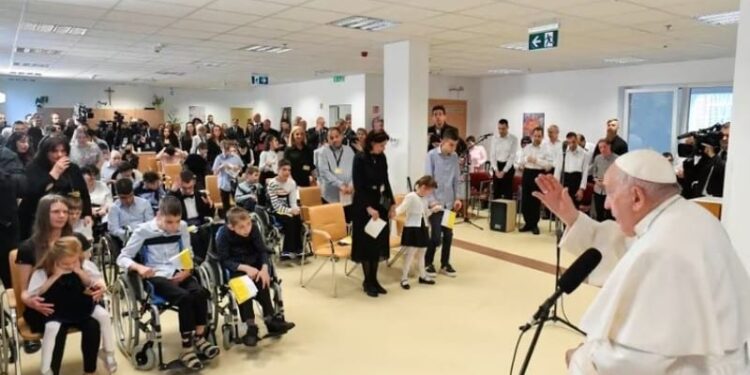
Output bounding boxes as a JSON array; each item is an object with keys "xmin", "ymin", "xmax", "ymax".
[{"xmin": 0, "ymin": 0, "xmax": 740, "ymax": 88}]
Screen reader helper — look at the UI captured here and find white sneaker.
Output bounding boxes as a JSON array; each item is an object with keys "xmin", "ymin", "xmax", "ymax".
[{"xmin": 98, "ymin": 349, "xmax": 117, "ymax": 374}]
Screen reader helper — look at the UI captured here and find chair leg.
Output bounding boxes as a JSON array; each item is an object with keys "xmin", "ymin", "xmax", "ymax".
[
  {"xmin": 301, "ymin": 257, "xmax": 328, "ymax": 288},
  {"xmin": 345, "ymin": 259, "xmax": 358, "ymax": 276},
  {"xmin": 331, "ymin": 258, "xmax": 337, "ymax": 298},
  {"xmin": 387, "ymin": 247, "xmax": 406, "ymax": 267}
]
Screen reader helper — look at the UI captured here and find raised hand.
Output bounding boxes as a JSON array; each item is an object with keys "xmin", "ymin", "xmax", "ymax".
[{"xmin": 532, "ymin": 174, "xmax": 579, "ymax": 226}]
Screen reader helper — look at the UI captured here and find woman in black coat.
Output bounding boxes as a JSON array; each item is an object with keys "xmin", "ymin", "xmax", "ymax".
[
  {"xmin": 351, "ymin": 131, "xmax": 395, "ymax": 297},
  {"xmin": 283, "ymin": 126, "xmax": 315, "ymax": 187},
  {"xmin": 19, "ymin": 135, "xmax": 92, "ymax": 240}
]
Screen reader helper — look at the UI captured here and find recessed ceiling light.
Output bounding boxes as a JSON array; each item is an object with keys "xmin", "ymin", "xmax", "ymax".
[
  {"xmin": 330, "ymin": 16, "xmax": 397, "ymax": 32},
  {"xmin": 500, "ymin": 42, "xmax": 528, "ymax": 51},
  {"xmin": 13, "ymin": 62, "xmax": 50, "ymax": 68},
  {"xmin": 696, "ymin": 11, "xmax": 740, "ymax": 26},
  {"xmin": 16, "ymin": 47, "xmax": 62, "ymax": 55},
  {"xmin": 488, "ymin": 68, "xmax": 524, "ymax": 75},
  {"xmin": 9, "ymin": 71, "xmax": 43, "ymax": 77},
  {"xmin": 23, "ymin": 22, "xmax": 88, "ymax": 35},
  {"xmin": 240, "ymin": 44, "xmax": 291, "ymax": 54},
  {"xmin": 603, "ymin": 57, "xmax": 647, "ymax": 64},
  {"xmin": 156, "ymin": 71, "xmax": 186, "ymax": 76}
]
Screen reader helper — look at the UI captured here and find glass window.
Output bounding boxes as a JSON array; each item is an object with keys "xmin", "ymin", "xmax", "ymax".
[
  {"xmin": 687, "ymin": 86, "xmax": 732, "ymax": 131},
  {"xmin": 627, "ymin": 90, "xmax": 676, "ymax": 153}
]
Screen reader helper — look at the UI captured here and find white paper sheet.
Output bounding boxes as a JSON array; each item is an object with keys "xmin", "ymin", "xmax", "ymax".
[{"xmin": 365, "ymin": 218, "xmax": 387, "ymax": 239}]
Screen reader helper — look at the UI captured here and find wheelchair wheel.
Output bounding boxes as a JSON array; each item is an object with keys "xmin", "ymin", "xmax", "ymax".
[
  {"xmin": 221, "ymin": 324, "xmax": 233, "ymax": 350},
  {"xmin": 0, "ymin": 328, "xmax": 14, "ymax": 375},
  {"xmin": 98, "ymin": 236, "xmax": 118, "ymax": 286},
  {"xmin": 112, "ymin": 277, "xmax": 139, "ymax": 356},
  {"xmin": 131, "ymin": 343, "xmax": 156, "ymax": 371},
  {"xmin": 196, "ymin": 263, "xmax": 219, "ymax": 339}
]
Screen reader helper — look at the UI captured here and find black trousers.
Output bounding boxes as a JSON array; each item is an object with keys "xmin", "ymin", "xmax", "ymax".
[
  {"xmin": 231, "ymin": 272, "xmax": 275, "ymax": 322},
  {"xmin": 220, "ymin": 189, "xmax": 233, "ymax": 217},
  {"xmin": 190, "ymin": 228, "xmax": 210, "ymax": 263},
  {"xmin": 50, "ymin": 318, "xmax": 100, "ymax": 375},
  {"xmin": 562, "ymin": 172, "xmax": 583, "ymax": 209},
  {"xmin": 274, "ymin": 213, "xmax": 303, "ymax": 254},
  {"xmin": 148, "ymin": 276, "xmax": 209, "ymax": 333},
  {"xmin": 521, "ymin": 169, "xmax": 544, "ymax": 229},
  {"xmin": 425, "ymin": 212, "xmax": 452, "ymax": 267},
  {"xmin": 492, "ymin": 162, "xmax": 515, "ymax": 199},
  {"xmin": 593, "ymin": 193, "xmax": 613, "ymax": 222}
]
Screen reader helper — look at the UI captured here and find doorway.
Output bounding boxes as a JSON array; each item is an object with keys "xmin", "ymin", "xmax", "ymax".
[{"xmin": 230, "ymin": 107, "xmax": 253, "ymax": 130}]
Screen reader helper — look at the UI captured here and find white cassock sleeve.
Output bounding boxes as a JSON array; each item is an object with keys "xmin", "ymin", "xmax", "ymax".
[
  {"xmin": 569, "ymin": 341, "xmax": 676, "ymax": 375},
  {"xmin": 558, "ymin": 213, "xmax": 629, "ymax": 287}
]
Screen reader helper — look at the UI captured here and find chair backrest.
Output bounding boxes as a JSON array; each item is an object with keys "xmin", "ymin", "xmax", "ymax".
[
  {"xmin": 299, "ymin": 186, "xmax": 322, "ymax": 207},
  {"xmin": 8, "ymin": 250, "xmax": 26, "ymax": 317},
  {"xmin": 137, "ymin": 152, "xmax": 157, "ymax": 173},
  {"xmin": 205, "ymin": 175, "xmax": 222, "ymax": 206},
  {"xmin": 163, "ymin": 163, "xmax": 182, "ymax": 184},
  {"xmin": 307, "ymin": 203, "xmax": 347, "ymax": 250}
]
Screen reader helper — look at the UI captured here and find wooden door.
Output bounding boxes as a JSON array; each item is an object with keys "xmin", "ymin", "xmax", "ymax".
[{"xmin": 428, "ymin": 99, "xmax": 467, "ymax": 137}]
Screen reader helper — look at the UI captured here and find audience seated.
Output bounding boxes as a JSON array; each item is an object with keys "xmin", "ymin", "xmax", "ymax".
[
  {"xmin": 107, "ymin": 178, "xmax": 154, "ymax": 245},
  {"xmin": 134, "ymin": 171, "xmax": 166, "ymax": 214},
  {"xmin": 266, "ymin": 159, "xmax": 304, "ymax": 259}
]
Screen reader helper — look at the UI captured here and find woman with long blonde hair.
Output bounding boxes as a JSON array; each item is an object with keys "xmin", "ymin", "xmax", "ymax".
[{"xmin": 283, "ymin": 125, "xmax": 316, "ymax": 187}]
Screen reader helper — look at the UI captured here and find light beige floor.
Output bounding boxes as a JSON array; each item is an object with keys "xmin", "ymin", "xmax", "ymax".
[{"xmin": 8, "ymin": 228, "xmax": 597, "ymax": 375}]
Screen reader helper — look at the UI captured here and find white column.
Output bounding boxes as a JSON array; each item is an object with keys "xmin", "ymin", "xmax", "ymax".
[
  {"xmin": 383, "ymin": 40, "xmax": 429, "ymax": 194},
  {"xmin": 723, "ymin": 0, "xmax": 750, "ymax": 272}
]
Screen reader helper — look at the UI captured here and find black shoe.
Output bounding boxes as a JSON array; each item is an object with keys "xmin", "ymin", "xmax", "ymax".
[
  {"xmin": 531, "ymin": 227, "xmax": 540, "ymax": 235},
  {"xmin": 440, "ymin": 264, "xmax": 457, "ymax": 278},
  {"xmin": 373, "ymin": 282, "xmax": 387, "ymax": 294},
  {"xmin": 23, "ymin": 340, "xmax": 41, "ymax": 354},
  {"xmin": 519, "ymin": 226, "xmax": 531, "ymax": 232},
  {"xmin": 363, "ymin": 282, "xmax": 378, "ymax": 297},
  {"xmin": 425, "ymin": 264, "xmax": 437, "ymax": 276},
  {"xmin": 418, "ymin": 277, "xmax": 436, "ymax": 285},
  {"xmin": 266, "ymin": 318, "xmax": 296, "ymax": 336},
  {"xmin": 279, "ymin": 252, "xmax": 295, "ymax": 261},
  {"xmin": 400, "ymin": 280, "xmax": 410, "ymax": 290},
  {"xmin": 242, "ymin": 325, "xmax": 259, "ymax": 347}
]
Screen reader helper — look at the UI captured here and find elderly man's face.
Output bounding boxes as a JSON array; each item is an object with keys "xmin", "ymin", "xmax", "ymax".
[{"xmin": 603, "ymin": 167, "xmax": 646, "ymax": 236}]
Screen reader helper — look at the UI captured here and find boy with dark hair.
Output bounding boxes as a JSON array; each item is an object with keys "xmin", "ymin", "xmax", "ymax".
[
  {"xmin": 235, "ymin": 167, "xmax": 261, "ymax": 212},
  {"xmin": 108, "ymin": 178, "xmax": 154, "ymax": 244},
  {"xmin": 216, "ymin": 207, "xmax": 295, "ymax": 347},
  {"xmin": 116, "ymin": 196, "xmax": 220, "ymax": 370},
  {"xmin": 267, "ymin": 159, "xmax": 304, "ymax": 259},
  {"xmin": 134, "ymin": 171, "xmax": 165, "ymax": 214},
  {"xmin": 424, "ymin": 128, "xmax": 462, "ymax": 277}
]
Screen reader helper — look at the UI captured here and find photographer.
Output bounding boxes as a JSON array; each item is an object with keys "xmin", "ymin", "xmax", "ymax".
[{"xmin": 678, "ymin": 123, "xmax": 727, "ymax": 199}]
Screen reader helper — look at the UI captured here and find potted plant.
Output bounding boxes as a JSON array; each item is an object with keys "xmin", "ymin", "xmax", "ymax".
[{"xmin": 151, "ymin": 94, "xmax": 165, "ymax": 109}]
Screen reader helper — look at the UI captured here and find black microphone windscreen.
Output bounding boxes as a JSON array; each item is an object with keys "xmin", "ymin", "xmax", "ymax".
[{"xmin": 559, "ymin": 248, "xmax": 602, "ymax": 294}]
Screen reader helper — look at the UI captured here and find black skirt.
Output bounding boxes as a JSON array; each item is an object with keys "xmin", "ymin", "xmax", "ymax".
[{"xmin": 401, "ymin": 220, "xmax": 429, "ymax": 247}]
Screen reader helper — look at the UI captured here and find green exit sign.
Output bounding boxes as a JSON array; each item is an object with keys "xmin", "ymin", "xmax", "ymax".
[
  {"xmin": 528, "ymin": 30, "xmax": 559, "ymax": 51},
  {"xmin": 333, "ymin": 75, "xmax": 345, "ymax": 83}
]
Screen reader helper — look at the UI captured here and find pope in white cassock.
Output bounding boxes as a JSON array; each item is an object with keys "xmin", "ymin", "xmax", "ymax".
[{"xmin": 532, "ymin": 149, "xmax": 750, "ymax": 375}]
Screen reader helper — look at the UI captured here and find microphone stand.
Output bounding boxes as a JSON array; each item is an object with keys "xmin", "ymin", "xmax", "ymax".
[
  {"xmin": 456, "ymin": 134, "xmax": 491, "ymax": 230},
  {"xmin": 518, "ymin": 305, "xmax": 551, "ymax": 375}
]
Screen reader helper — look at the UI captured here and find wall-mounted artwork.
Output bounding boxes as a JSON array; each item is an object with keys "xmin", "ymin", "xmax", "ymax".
[
  {"xmin": 189, "ymin": 106, "xmax": 206, "ymax": 123},
  {"xmin": 522, "ymin": 112, "xmax": 545, "ymax": 137},
  {"xmin": 281, "ymin": 107, "xmax": 292, "ymax": 125}
]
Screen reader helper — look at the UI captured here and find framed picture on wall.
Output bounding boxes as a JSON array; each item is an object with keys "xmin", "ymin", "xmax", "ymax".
[
  {"xmin": 189, "ymin": 106, "xmax": 206, "ymax": 123},
  {"xmin": 281, "ymin": 107, "xmax": 292, "ymax": 125},
  {"xmin": 523, "ymin": 112, "xmax": 545, "ymax": 137}
]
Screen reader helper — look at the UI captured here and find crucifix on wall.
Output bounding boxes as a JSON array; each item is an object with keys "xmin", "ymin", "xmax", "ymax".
[{"xmin": 105, "ymin": 86, "xmax": 115, "ymax": 106}]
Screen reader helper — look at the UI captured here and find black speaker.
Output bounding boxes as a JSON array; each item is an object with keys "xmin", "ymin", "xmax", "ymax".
[{"xmin": 490, "ymin": 199, "xmax": 516, "ymax": 232}]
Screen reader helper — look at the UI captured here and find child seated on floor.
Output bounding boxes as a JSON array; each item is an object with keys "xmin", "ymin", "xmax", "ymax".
[
  {"xmin": 25, "ymin": 236, "xmax": 117, "ymax": 375},
  {"xmin": 216, "ymin": 207, "xmax": 295, "ymax": 347},
  {"xmin": 234, "ymin": 167, "xmax": 261, "ymax": 212},
  {"xmin": 116, "ymin": 196, "xmax": 220, "ymax": 370},
  {"xmin": 395, "ymin": 176, "xmax": 440, "ymax": 289}
]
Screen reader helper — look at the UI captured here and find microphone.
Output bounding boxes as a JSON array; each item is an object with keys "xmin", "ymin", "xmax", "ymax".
[
  {"xmin": 480, "ymin": 133, "xmax": 492, "ymax": 138},
  {"xmin": 520, "ymin": 248, "xmax": 602, "ymax": 331}
]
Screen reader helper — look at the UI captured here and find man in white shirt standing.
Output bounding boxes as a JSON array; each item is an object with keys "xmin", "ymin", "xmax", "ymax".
[
  {"xmin": 544, "ymin": 124, "xmax": 564, "ymax": 172},
  {"xmin": 519, "ymin": 127, "xmax": 553, "ymax": 235},
  {"xmin": 490, "ymin": 119, "xmax": 518, "ymax": 200},
  {"xmin": 534, "ymin": 150, "xmax": 750, "ymax": 375},
  {"xmin": 554, "ymin": 132, "xmax": 590, "ymax": 209}
]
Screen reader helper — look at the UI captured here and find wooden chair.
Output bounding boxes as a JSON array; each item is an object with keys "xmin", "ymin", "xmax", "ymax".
[
  {"xmin": 205, "ymin": 175, "xmax": 223, "ymax": 212},
  {"xmin": 298, "ymin": 186, "xmax": 323, "ymax": 223},
  {"xmin": 136, "ymin": 152, "xmax": 157, "ymax": 174},
  {"xmin": 162, "ymin": 163, "xmax": 182, "ymax": 187},
  {"xmin": 301, "ymin": 203, "xmax": 353, "ymax": 297}
]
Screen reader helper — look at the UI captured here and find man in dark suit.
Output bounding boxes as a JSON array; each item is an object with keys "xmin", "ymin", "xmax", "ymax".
[
  {"xmin": 226, "ymin": 118, "xmax": 245, "ymax": 141},
  {"xmin": 427, "ymin": 105, "xmax": 458, "ymax": 151},
  {"xmin": 306, "ymin": 116, "xmax": 328, "ymax": 149},
  {"xmin": 168, "ymin": 170, "xmax": 214, "ymax": 260}
]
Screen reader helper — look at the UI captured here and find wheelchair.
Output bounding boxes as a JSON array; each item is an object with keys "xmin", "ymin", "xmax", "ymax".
[
  {"xmin": 253, "ymin": 204, "xmax": 313, "ymax": 264},
  {"xmin": 110, "ymin": 233, "xmax": 216, "ymax": 372},
  {"xmin": 96, "ymin": 227, "xmax": 131, "ymax": 287},
  {"xmin": 196, "ymin": 220, "xmax": 287, "ymax": 350},
  {"xmin": 0, "ymin": 281, "xmax": 17, "ymax": 375}
]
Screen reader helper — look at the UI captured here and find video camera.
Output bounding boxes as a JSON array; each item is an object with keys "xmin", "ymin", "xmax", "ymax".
[
  {"xmin": 677, "ymin": 123, "xmax": 724, "ymax": 158},
  {"xmin": 74, "ymin": 103, "xmax": 94, "ymax": 124}
]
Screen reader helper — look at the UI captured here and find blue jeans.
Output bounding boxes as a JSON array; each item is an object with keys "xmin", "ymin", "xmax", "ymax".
[{"xmin": 425, "ymin": 212, "xmax": 452, "ymax": 267}]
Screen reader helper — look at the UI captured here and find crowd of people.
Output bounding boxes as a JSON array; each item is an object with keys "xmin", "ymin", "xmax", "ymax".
[{"xmin": 0, "ymin": 105, "xmax": 732, "ymax": 374}]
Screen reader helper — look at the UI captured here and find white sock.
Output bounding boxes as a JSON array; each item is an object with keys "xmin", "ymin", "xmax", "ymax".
[
  {"xmin": 91, "ymin": 305, "xmax": 115, "ymax": 353},
  {"xmin": 417, "ymin": 248, "xmax": 428, "ymax": 279},
  {"xmin": 401, "ymin": 247, "xmax": 417, "ymax": 282},
  {"xmin": 41, "ymin": 321, "xmax": 62, "ymax": 375}
]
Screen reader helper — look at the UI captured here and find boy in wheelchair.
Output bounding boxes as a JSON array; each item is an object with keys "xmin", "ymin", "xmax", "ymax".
[
  {"xmin": 116, "ymin": 196, "xmax": 220, "ymax": 370},
  {"xmin": 216, "ymin": 207, "xmax": 295, "ymax": 346}
]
